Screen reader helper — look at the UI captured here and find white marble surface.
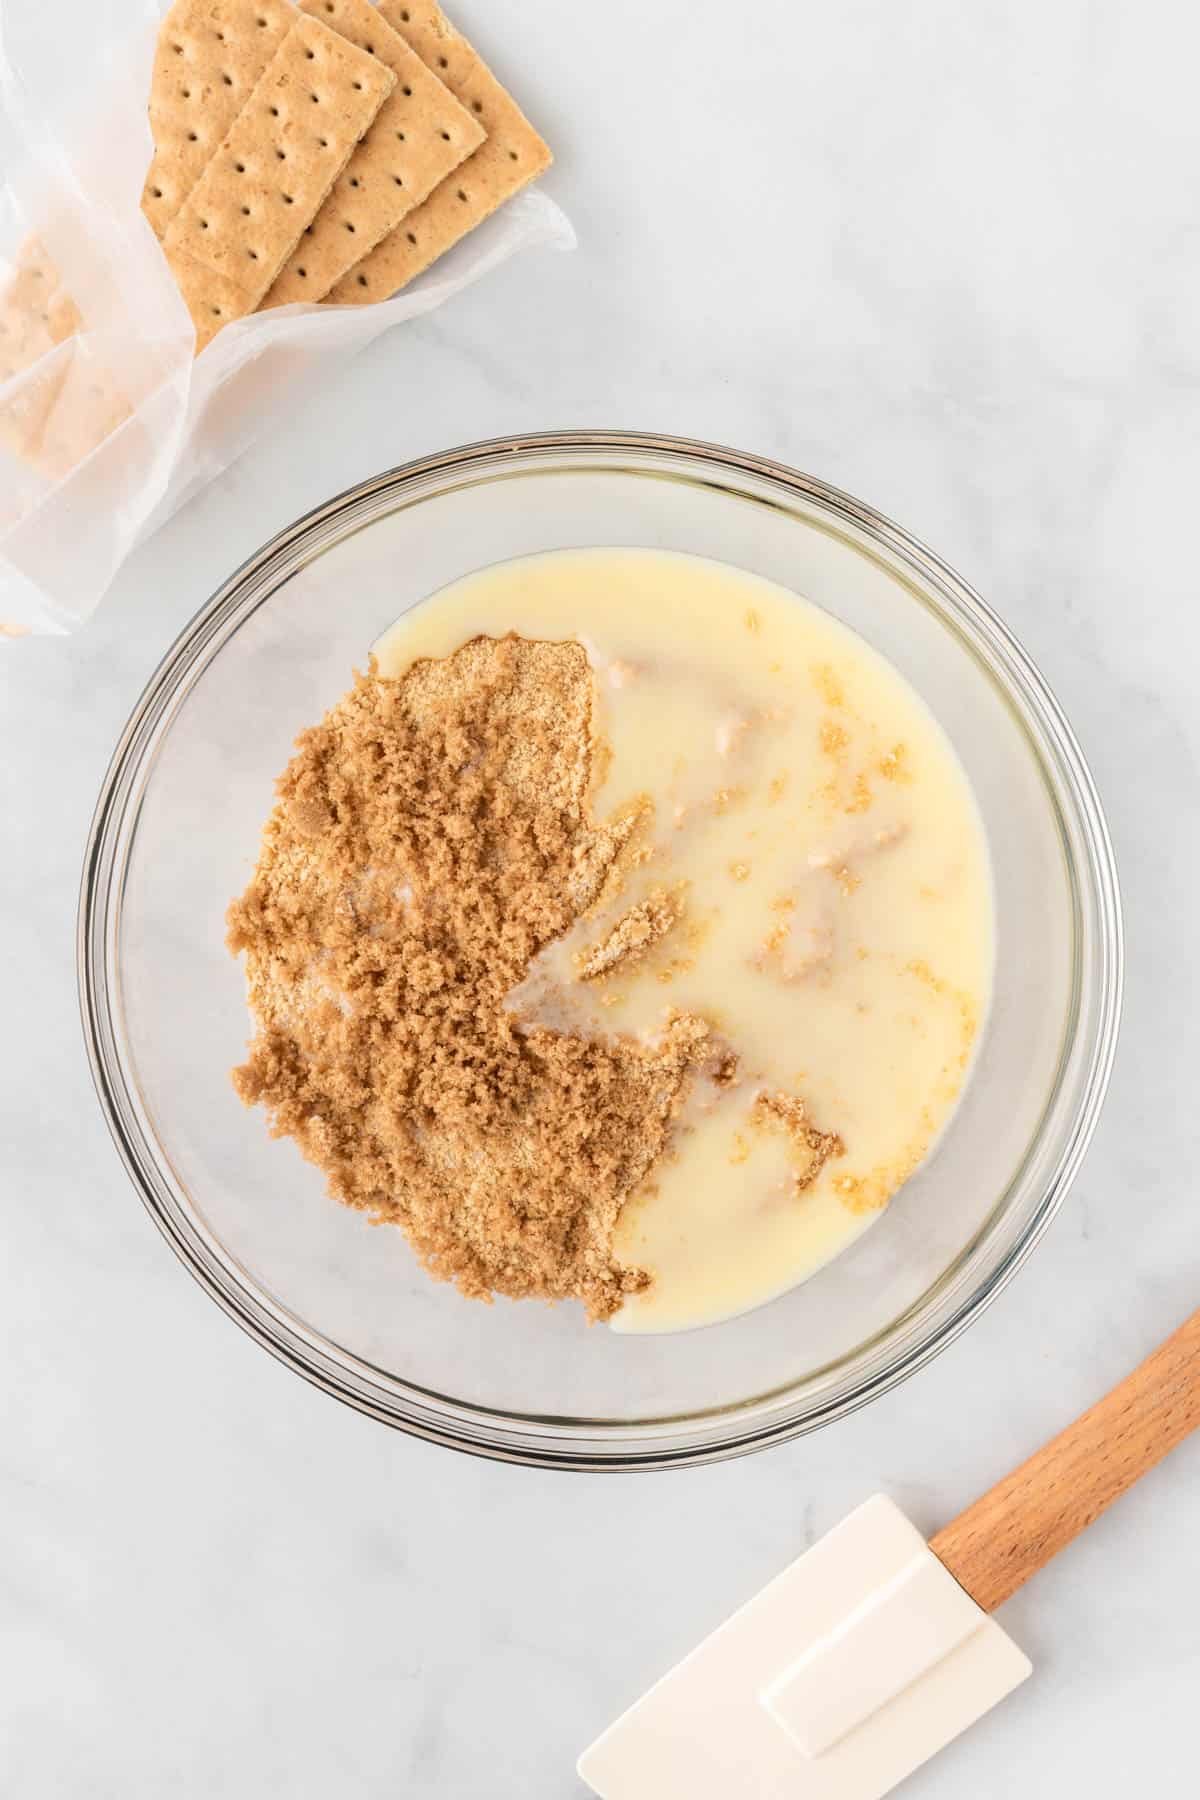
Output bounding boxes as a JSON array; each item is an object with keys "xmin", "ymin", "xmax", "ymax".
[{"xmin": 3, "ymin": 0, "xmax": 1199, "ymax": 1793}]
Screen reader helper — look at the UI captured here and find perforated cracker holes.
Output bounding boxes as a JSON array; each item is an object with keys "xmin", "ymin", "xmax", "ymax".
[
  {"xmin": 142, "ymin": 0, "xmax": 295, "ymax": 239},
  {"xmin": 328, "ymin": 0, "xmax": 551, "ymax": 305},
  {"xmin": 163, "ymin": 14, "xmax": 395, "ymax": 316},
  {"xmin": 261, "ymin": 0, "xmax": 483, "ymax": 307}
]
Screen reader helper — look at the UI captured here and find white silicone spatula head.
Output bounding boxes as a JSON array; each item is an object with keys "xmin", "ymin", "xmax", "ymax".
[
  {"xmin": 580, "ymin": 1308, "xmax": 1200, "ymax": 1800},
  {"xmin": 579, "ymin": 1495, "xmax": 1028, "ymax": 1800}
]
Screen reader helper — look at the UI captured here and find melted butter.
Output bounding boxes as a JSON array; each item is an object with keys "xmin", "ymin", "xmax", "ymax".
[{"xmin": 374, "ymin": 549, "xmax": 993, "ymax": 1333}]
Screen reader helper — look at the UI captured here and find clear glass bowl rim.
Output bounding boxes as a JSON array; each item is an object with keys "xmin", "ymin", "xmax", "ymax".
[{"xmin": 78, "ymin": 429, "xmax": 1124, "ymax": 1472}]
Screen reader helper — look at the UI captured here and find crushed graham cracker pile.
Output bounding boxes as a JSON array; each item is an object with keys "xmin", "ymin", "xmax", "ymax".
[{"xmin": 227, "ymin": 634, "xmax": 727, "ymax": 1320}]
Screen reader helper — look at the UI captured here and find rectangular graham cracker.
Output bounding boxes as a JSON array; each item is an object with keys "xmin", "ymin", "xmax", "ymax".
[
  {"xmin": 34, "ymin": 350, "xmax": 133, "ymax": 483},
  {"xmin": 163, "ymin": 13, "xmax": 395, "ymax": 320},
  {"xmin": 142, "ymin": 0, "xmax": 298, "ymax": 239},
  {"xmin": 259, "ymin": 0, "xmax": 485, "ymax": 307},
  {"xmin": 0, "ymin": 238, "xmax": 81, "ymax": 380},
  {"xmin": 0, "ymin": 239, "xmax": 133, "ymax": 481},
  {"xmin": 0, "ymin": 237, "xmax": 82, "ymax": 466},
  {"xmin": 164, "ymin": 242, "xmax": 261, "ymax": 352},
  {"xmin": 325, "ymin": 0, "xmax": 551, "ymax": 306}
]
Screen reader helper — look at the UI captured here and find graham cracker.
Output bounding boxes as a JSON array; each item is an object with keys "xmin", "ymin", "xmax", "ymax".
[
  {"xmin": 163, "ymin": 13, "xmax": 395, "ymax": 319},
  {"xmin": 0, "ymin": 362, "xmax": 66, "ymax": 469},
  {"xmin": 0, "ymin": 238, "xmax": 81, "ymax": 466},
  {"xmin": 0, "ymin": 238, "xmax": 81, "ymax": 381},
  {"xmin": 325, "ymin": 0, "xmax": 551, "ymax": 306},
  {"xmin": 165, "ymin": 242, "xmax": 261, "ymax": 352},
  {"xmin": 33, "ymin": 351, "xmax": 133, "ymax": 483},
  {"xmin": 142, "ymin": 0, "xmax": 297, "ymax": 240},
  {"xmin": 260, "ymin": 0, "xmax": 485, "ymax": 307}
]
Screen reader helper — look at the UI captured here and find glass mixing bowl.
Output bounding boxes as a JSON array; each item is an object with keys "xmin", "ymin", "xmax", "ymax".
[{"xmin": 79, "ymin": 432, "xmax": 1122, "ymax": 1469}]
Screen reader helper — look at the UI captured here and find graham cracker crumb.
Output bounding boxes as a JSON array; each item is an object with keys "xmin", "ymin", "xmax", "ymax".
[
  {"xmin": 752, "ymin": 1091, "xmax": 843, "ymax": 1193},
  {"xmin": 576, "ymin": 889, "xmax": 679, "ymax": 981},
  {"xmin": 226, "ymin": 635, "xmax": 712, "ymax": 1321},
  {"xmin": 812, "ymin": 663, "xmax": 845, "ymax": 707},
  {"xmin": 879, "ymin": 742, "xmax": 912, "ymax": 783},
  {"xmin": 845, "ymin": 771, "xmax": 873, "ymax": 814}
]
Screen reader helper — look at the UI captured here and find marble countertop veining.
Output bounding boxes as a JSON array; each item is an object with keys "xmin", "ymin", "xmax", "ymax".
[{"xmin": 3, "ymin": 0, "xmax": 1199, "ymax": 1794}]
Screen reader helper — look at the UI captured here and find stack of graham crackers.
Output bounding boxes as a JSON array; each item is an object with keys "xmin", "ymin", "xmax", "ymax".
[
  {"xmin": 142, "ymin": 0, "xmax": 552, "ymax": 351},
  {"xmin": 0, "ymin": 0, "xmax": 549, "ymax": 485}
]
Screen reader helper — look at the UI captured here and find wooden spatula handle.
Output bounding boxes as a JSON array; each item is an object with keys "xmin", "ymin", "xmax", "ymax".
[{"xmin": 929, "ymin": 1307, "xmax": 1200, "ymax": 1614}]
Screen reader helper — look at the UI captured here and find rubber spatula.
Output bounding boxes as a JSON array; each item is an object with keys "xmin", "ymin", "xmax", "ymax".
[{"xmin": 579, "ymin": 1307, "xmax": 1200, "ymax": 1799}]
